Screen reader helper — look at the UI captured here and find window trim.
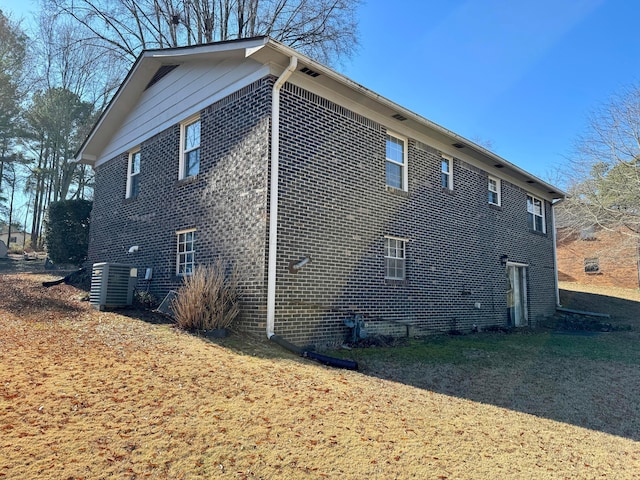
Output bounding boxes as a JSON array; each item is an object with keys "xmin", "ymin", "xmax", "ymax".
[
  {"xmin": 584, "ymin": 257, "xmax": 600, "ymax": 274},
  {"xmin": 126, "ymin": 147, "xmax": 141, "ymax": 199},
  {"xmin": 384, "ymin": 235, "xmax": 407, "ymax": 280},
  {"xmin": 488, "ymin": 176, "xmax": 501, "ymax": 206},
  {"xmin": 527, "ymin": 194, "xmax": 546, "ymax": 233},
  {"xmin": 176, "ymin": 228, "xmax": 196, "ymax": 276},
  {"xmin": 441, "ymin": 154, "xmax": 453, "ymax": 190},
  {"xmin": 385, "ymin": 132, "xmax": 408, "ymax": 192},
  {"xmin": 178, "ymin": 114, "xmax": 201, "ymax": 180}
]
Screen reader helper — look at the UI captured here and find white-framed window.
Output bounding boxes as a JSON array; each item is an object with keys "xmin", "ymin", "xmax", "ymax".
[
  {"xmin": 441, "ymin": 155, "xmax": 453, "ymax": 190},
  {"xmin": 384, "ymin": 236, "xmax": 406, "ymax": 280},
  {"xmin": 179, "ymin": 115, "xmax": 201, "ymax": 179},
  {"xmin": 126, "ymin": 148, "xmax": 141, "ymax": 199},
  {"xmin": 488, "ymin": 176, "xmax": 501, "ymax": 206},
  {"xmin": 176, "ymin": 229, "xmax": 196, "ymax": 275},
  {"xmin": 527, "ymin": 195, "xmax": 545, "ymax": 233},
  {"xmin": 584, "ymin": 257, "xmax": 600, "ymax": 274},
  {"xmin": 385, "ymin": 133, "xmax": 407, "ymax": 191}
]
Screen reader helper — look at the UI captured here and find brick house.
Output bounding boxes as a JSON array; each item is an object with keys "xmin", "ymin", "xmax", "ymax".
[
  {"xmin": 76, "ymin": 37, "xmax": 565, "ymax": 346},
  {"xmin": 556, "ymin": 225, "xmax": 640, "ymax": 289}
]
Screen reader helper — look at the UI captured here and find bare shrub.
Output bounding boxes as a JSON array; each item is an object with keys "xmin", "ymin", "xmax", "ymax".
[{"xmin": 171, "ymin": 259, "xmax": 239, "ymax": 331}]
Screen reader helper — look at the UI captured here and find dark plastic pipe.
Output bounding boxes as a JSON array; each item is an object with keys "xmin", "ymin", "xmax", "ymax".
[{"xmin": 270, "ymin": 335, "xmax": 358, "ymax": 371}]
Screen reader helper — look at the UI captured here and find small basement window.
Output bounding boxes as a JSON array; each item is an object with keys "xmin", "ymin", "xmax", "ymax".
[
  {"xmin": 384, "ymin": 236, "xmax": 406, "ymax": 280},
  {"xmin": 584, "ymin": 257, "xmax": 600, "ymax": 274}
]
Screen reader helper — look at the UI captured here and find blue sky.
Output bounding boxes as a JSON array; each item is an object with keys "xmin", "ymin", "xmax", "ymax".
[
  {"xmin": 4, "ymin": 0, "xmax": 640, "ymax": 186},
  {"xmin": 341, "ymin": 0, "xmax": 640, "ymax": 184}
]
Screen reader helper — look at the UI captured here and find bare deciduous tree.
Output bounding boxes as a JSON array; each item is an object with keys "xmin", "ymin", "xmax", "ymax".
[
  {"xmin": 43, "ymin": 0, "xmax": 361, "ymax": 66},
  {"xmin": 560, "ymin": 83, "xmax": 640, "ymax": 238}
]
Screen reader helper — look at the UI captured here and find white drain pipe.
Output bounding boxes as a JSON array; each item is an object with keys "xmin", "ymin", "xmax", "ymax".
[{"xmin": 266, "ymin": 55, "xmax": 297, "ymax": 338}]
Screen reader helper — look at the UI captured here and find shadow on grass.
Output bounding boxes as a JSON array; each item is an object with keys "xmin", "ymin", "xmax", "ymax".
[
  {"xmin": 319, "ymin": 288, "xmax": 640, "ymax": 442},
  {"xmin": 560, "ymin": 288, "xmax": 640, "ymax": 326},
  {"xmin": 100, "ymin": 287, "xmax": 640, "ymax": 442},
  {"xmin": 331, "ymin": 328, "xmax": 640, "ymax": 442}
]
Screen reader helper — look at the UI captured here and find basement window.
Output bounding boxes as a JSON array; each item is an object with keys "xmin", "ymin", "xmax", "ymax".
[
  {"xmin": 176, "ymin": 229, "xmax": 196, "ymax": 276},
  {"xmin": 584, "ymin": 257, "xmax": 600, "ymax": 274},
  {"xmin": 384, "ymin": 236, "xmax": 406, "ymax": 280}
]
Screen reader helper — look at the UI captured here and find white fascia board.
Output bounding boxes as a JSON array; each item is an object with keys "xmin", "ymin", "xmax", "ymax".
[
  {"xmin": 76, "ymin": 37, "xmax": 270, "ymax": 166},
  {"xmin": 260, "ymin": 39, "xmax": 565, "ymax": 201},
  {"xmin": 93, "ymin": 64, "xmax": 270, "ymax": 169}
]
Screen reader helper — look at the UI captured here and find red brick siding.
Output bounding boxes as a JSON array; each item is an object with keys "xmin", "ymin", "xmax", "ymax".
[{"xmin": 557, "ymin": 227, "xmax": 639, "ymax": 289}]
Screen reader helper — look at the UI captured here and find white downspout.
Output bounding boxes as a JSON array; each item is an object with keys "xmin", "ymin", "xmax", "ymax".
[
  {"xmin": 551, "ymin": 198, "xmax": 564, "ymax": 307},
  {"xmin": 266, "ymin": 55, "xmax": 298, "ymax": 339}
]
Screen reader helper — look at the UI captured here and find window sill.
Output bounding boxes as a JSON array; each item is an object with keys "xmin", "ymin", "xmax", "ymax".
[
  {"xmin": 385, "ymin": 278, "xmax": 408, "ymax": 286},
  {"xmin": 488, "ymin": 203, "xmax": 502, "ymax": 211},
  {"xmin": 441, "ymin": 187, "xmax": 454, "ymax": 195},
  {"xmin": 123, "ymin": 196, "xmax": 139, "ymax": 204},
  {"xmin": 177, "ymin": 174, "xmax": 199, "ymax": 186},
  {"xmin": 385, "ymin": 185, "xmax": 409, "ymax": 197},
  {"xmin": 528, "ymin": 229, "xmax": 547, "ymax": 237}
]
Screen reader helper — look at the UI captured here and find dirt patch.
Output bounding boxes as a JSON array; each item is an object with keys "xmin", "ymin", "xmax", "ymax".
[{"xmin": 1, "ymin": 275, "xmax": 639, "ymax": 479}]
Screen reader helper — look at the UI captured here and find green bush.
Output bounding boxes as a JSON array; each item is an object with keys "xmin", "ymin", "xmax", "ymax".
[{"xmin": 45, "ymin": 199, "xmax": 92, "ymax": 265}]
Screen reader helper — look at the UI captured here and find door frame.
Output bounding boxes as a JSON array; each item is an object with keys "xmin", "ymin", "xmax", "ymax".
[{"xmin": 506, "ymin": 261, "xmax": 528, "ymax": 327}]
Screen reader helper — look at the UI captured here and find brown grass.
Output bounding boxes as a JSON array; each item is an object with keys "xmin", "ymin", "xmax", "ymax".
[{"xmin": 1, "ymin": 274, "xmax": 639, "ymax": 479}]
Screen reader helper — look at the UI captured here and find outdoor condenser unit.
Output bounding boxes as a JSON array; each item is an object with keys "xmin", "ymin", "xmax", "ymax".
[{"xmin": 90, "ymin": 262, "xmax": 137, "ymax": 310}]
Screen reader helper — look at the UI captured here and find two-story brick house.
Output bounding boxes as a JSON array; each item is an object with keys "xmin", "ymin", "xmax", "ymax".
[{"xmin": 76, "ymin": 37, "xmax": 565, "ymax": 346}]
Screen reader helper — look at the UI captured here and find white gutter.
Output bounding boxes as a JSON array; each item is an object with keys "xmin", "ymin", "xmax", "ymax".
[
  {"xmin": 266, "ymin": 55, "xmax": 298, "ymax": 338},
  {"xmin": 551, "ymin": 198, "xmax": 565, "ymax": 307}
]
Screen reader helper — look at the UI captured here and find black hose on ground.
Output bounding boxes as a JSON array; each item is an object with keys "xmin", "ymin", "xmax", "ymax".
[
  {"xmin": 270, "ymin": 334, "xmax": 358, "ymax": 370},
  {"xmin": 42, "ymin": 267, "xmax": 87, "ymax": 287}
]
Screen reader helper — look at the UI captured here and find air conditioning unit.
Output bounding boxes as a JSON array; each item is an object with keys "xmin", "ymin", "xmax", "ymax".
[{"xmin": 90, "ymin": 262, "xmax": 137, "ymax": 310}]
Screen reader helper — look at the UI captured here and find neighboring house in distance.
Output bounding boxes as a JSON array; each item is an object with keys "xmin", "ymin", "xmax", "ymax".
[
  {"xmin": 75, "ymin": 37, "xmax": 566, "ymax": 346},
  {"xmin": 0, "ymin": 223, "xmax": 28, "ymax": 250},
  {"xmin": 556, "ymin": 225, "xmax": 640, "ymax": 289}
]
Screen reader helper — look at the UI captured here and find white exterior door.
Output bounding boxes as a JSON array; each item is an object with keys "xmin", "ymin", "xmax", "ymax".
[{"xmin": 506, "ymin": 263, "xmax": 528, "ymax": 327}]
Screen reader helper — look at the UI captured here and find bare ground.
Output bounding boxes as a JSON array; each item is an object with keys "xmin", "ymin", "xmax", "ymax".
[{"xmin": 1, "ymin": 273, "xmax": 639, "ymax": 479}]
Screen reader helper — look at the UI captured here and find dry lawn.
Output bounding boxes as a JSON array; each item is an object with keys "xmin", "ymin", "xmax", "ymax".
[{"xmin": 1, "ymin": 274, "xmax": 639, "ymax": 479}]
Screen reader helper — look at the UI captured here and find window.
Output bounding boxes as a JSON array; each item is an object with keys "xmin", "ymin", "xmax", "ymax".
[
  {"xmin": 579, "ymin": 226, "xmax": 596, "ymax": 240},
  {"xmin": 176, "ymin": 229, "xmax": 196, "ymax": 275},
  {"xmin": 527, "ymin": 195, "xmax": 545, "ymax": 233},
  {"xmin": 9, "ymin": 236, "xmax": 17, "ymax": 243},
  {"xmin": 584, "ymin": 257, "xmax": 600, "ymax": 274},
  {"xmin": 385, "ymin": 133, "xmax": 407, "ymax": 190},
  {"xmin": 488, "ymin": 176, "xmax": 501, "ymax": 206},
  {"xmin": 179, "ymin": 116, "xmax": 201, "ymax": 179},
  {"xmin": 384, "ymin": 236, "xmax": 406, "ymax": 280},
  {"xmin": 441, "ymin": 155, "xmax": 453, "ymax": 190},
  {"xmin": 126, "ymin": 148, "xmax": 141, "ymax": 198}
]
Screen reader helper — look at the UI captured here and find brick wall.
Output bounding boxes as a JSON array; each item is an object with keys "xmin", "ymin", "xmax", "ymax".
[
  {"xmin": 557, "ymin": 227, "xmax": 639, "ymax": 289},
  {"xmin": 88, "ymin": 78, "xmax": 273, "ymax": 329},
  {"xmin": 272, "ymin": 83, "xmax": 558, "ymax": 346},
  {"xmin": 89, "ymin": 75, "xmax": 558, "ymax": 347}
]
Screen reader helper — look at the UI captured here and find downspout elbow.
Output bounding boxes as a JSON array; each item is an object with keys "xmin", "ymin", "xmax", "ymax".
[{"xmin": 266, "ymin": 56, "xmax": 298, "ymax": 339}]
